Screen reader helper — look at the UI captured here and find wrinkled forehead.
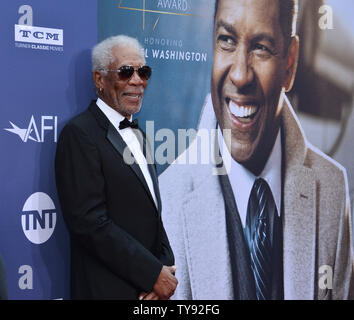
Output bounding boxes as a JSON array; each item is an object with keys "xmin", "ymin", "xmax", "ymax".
[
  {"xmin": 110, "ymin": 45, "xmax": 145, "ymax": 67},
  {"xmin": 214, "ymin": 0, "xmax": 284, "ymax": 49},
  {"xmin": 215, "ymin": 0, "xmax": 281, "ymax": 33}
]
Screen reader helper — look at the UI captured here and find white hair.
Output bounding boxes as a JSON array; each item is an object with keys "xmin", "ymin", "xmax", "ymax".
[{"xmin": 92, "ymin": 35, "xmax": 145, "ymax": 76}]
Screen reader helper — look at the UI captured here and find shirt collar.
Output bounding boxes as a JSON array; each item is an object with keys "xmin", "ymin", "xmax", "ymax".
[
  {"xmin": 96, "ymin": 98, "xmax": 132, "ymax": 132},
  {"xmin": 218, "ymin": 126, "xmax": 282, "ymax": 227}
]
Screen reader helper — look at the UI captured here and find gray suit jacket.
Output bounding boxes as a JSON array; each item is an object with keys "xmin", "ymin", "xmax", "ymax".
[{"xmin": 160, "ymin": 94, "xmax": 354, "ymax": 300}]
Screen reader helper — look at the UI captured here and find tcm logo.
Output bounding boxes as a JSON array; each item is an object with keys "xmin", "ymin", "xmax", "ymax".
[
  {"xmin": 21, "ymin": 192, "xmax": 57, "ymax": 244},
  {"xmin": 14, "ymin": 5, "xmax": 64, "ymax": 49},
  {"xmin": 4, "ymin": 116, "xmax": 58, "ymax": 143},
  {"xmin": 15, "ymin": 24, "xmax": 63, "ymax": 46}
]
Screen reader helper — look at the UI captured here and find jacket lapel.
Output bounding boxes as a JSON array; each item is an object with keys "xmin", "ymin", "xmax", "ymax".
[
  {"xmin": 181, "ymin": 171, "xmax": 234, "ymax": 299},
  {"xmin": 146, "ymin": 162, "xmax": 161, "ymax": 213},
  {"xmin": 282, "ymin": 167, "xmax": 316, "ymax": 300},
  {"xmin": 89, "ymin": 101, "xmax": 159, "ymax": 214},
  {"xmin": 142, "ymin": 129, "xmax": 162, "ymax": 213},
  {"xmin": 178, "ymin": 95, "xmax": 235, "ymax": 299},
  {"xmin": 177, "ymin": 110, "xmax": 234, "ymax": 299},
  {"xmin": 281, "ymin": 95, "xmax": 317, "ymax": 299}
]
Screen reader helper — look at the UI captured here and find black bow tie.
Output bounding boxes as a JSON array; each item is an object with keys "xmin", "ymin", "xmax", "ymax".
[{"xmin": 119, "ymin": 118, "xmax": 139, "ymax": 130}]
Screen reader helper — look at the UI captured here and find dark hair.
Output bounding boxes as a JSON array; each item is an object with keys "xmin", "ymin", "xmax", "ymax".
[{"xmin": 214, "ymin": 0, "xmax": 298, "ymax": 51}]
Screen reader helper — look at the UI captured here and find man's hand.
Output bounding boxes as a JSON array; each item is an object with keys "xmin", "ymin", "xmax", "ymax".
[
  {"xmin": 138, "ymin": 291, "xmax": 159, "ymax": 300},
  {"xmin": 153, "ymin": 265, "xmax": 177, "ymax": 300},
  {"xmin": 139, "ymin": 265, "xmax": 177, "ymax": 300}
]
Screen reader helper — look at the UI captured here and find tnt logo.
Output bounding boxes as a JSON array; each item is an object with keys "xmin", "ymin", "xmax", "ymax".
[{"xmin": 21, "ymin": 192, "xmax": 57, "ymax": 244}]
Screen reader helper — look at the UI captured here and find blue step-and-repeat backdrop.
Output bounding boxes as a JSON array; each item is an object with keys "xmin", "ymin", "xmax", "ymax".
[
  {"xmin": 0, "ymin": 0, "xmax": 354, "ymax": 299},
  {"xmin": 0, "ymin": 0, "xmax": 97, "ymax": 299}
]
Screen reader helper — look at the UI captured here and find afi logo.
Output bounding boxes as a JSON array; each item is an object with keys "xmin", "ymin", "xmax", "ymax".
[
  {"xmin": 4, "ymin": 116, "xmax": 58, "ymax": 143},
  {"xmin": 21, "ymin": 192, "xmax": 57, "ymax": 244}
]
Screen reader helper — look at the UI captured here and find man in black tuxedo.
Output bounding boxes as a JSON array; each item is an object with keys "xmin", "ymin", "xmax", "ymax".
[{"xmin": 55, "ymin": 35, "xmax": 177, "ymax": 300}]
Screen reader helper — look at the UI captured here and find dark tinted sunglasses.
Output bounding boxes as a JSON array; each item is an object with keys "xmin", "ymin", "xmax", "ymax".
[{"xmin": 102, "ymin": 65, "xmax": 152, "ymax": 81}]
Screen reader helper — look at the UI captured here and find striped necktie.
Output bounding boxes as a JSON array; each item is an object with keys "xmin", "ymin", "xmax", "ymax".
[{"xmin": 245, "ymin": 178, "xmax": 275, "ymax": 300}]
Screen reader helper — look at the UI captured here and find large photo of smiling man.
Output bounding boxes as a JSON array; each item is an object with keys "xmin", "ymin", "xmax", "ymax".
[{"xmin": 160, "ymin": 0, "xmax": 354, "ymax": 300}]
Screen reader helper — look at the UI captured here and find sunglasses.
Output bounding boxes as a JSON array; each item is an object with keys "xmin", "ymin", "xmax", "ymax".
[{"xmin": 102, "ymin": 65, "xmax": 152, "ymax": 81}]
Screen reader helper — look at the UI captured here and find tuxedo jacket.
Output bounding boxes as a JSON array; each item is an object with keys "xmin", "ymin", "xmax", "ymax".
[
  {"xmin": 55, "ymin": 100, "xmax": 174, "ymax": 299},
  {"xmin": 159, "ymin": 94, "xmax": 354, "ymax": 300}
]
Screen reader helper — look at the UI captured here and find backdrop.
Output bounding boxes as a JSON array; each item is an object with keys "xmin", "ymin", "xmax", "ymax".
[{"xmin": 0, "ymin": 0, "xmax": 353, "ymax": 299}]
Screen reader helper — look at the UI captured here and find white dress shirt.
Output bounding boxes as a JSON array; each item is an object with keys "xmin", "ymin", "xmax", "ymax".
[
  {"xmin": 96, "ymin": 98, "xmax": 158, "ymax": 209},
  {"xmin": 218, "ymin": 126, "xmax": 282, "ymax": 228}
]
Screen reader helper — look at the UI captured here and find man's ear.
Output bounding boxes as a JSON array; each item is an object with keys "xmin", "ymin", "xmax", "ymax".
[
  {"xmin": 283, "ymin": 35, "xmax": 299, "ymax": 92},
  {"xmin": 93, "ymin": 70, "xmax": 105, "ymax": 91}
]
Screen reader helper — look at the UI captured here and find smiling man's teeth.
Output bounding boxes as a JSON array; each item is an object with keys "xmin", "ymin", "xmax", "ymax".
[
  {"xmin": 229, "ymin": 100, "xmax": 258, "ymax": 118},
  {"xmin": 126, "ymin": 94, "xmax": 140, "ymax": 98}
]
